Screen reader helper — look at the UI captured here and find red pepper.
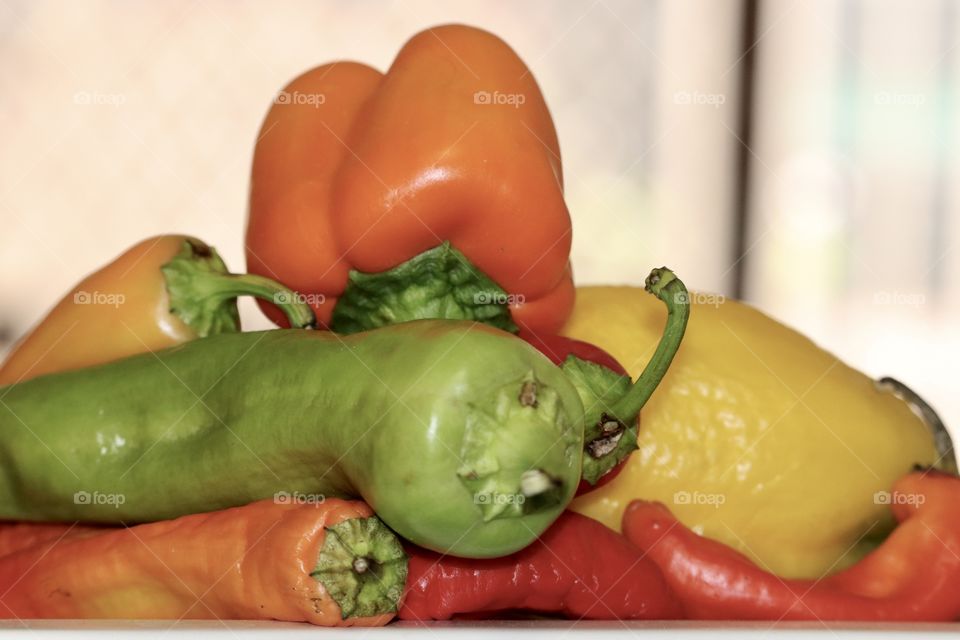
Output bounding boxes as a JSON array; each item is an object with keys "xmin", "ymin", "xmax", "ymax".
[
  {"xmin": 519, "ymin": 331, "xmax": 632, "ymax": 495},
  {"xmin": 519, "ymin": 331, "xmax": 628, "ymax": 376},
  {"xmin": 622, "ymin": 470, "xmax": 960, "ymax": 621},
  {"xmin": 399, "ymin": 511, "xmax": 682, "ymax": 621}
]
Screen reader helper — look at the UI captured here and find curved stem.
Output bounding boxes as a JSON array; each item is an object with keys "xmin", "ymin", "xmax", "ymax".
[
  {"xmin": 876, "ymin": 376, "xmax": 958, "ymax": 475},
  {"xmin": 193, "ymin": 271, "xmax": 316, "ymax": 329},
  {"xmin": 161, "ymin": 239, "xmax": 316, "ymax": 337},
  {"xmin": 610, "ymin": 267, "xmax": 690, "ymax": 422}
]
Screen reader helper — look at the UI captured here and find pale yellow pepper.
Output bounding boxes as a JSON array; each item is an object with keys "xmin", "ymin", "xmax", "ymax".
[
  {"xmin": 566, "ymin": 286, "xmax": 940, "ymax": 579},
  {"xmin": 0, "ymin": 236, "xmax": 314, "ymax": 386}
]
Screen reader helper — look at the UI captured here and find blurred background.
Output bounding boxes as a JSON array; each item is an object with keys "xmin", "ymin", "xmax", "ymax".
[{"xmin": 1, "ymin": 0, "xmax": 957, "ymax": 427}]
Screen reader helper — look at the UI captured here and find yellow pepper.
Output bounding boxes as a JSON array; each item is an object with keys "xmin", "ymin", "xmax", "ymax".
[
  {"xmin": 566, "ymin": 286, "xmax": 944, "ymax": 579},
  {"xmin": 0, "ymin": 235, "xmax": 313, "ymax": 385}
]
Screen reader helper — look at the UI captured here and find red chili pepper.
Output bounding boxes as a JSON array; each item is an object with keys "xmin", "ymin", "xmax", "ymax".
[
  {"xmin": 519, "ymin": 331, "xmax": 628, "ymax": 376},
  {"xmin": 622, "ymin": 470, "xmax": 960, "ymax": 621},
  {"xmin": 518, "ymin": 331, "xmax": 632, "ymax": 495},
  {"xmin": 399, "ymin": 511, "xmax": 682, "ymax": 621}
]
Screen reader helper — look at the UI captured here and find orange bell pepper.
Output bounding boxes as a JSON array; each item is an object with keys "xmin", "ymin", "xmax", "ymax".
[
  {"xmin": 0, "ymin": 235, "xmax": 313, "ymax": 385},
  {"xmin": 247, "ymin": 24, "xmax": 574, "ymax": 334},
  {"xmin": 0, "ymin": 499, "xmax": 406, "ymax": 625}
]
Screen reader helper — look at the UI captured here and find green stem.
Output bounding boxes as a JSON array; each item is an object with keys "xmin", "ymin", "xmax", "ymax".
[
  {"xmin": 192, "ymin": 272, "xmax": 316, "ymax": 329},
  {"xmin": 161, "ymin": 239, "xmax": 315, "ymax": 337},
  {"xmin": 330, "ymin": 241, "xmax": 517, "ymax": 335},
  {"xmin": 312, "ymin": 515, "xmax": 408, "ymax": 619},
  {"xmin": 610, "ymin": 267, "xmax": 690, "ymax": 422},
  {"xmin": 457, "ymin": 372, "xmax": 574, "ymax": 522}
]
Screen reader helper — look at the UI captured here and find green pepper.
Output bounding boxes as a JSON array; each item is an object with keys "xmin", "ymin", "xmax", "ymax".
[{"xmin": 0, "ymin": 320, "xmax": 583, "ymax": 558}]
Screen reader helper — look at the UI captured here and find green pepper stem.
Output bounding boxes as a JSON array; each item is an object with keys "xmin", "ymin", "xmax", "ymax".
[
  {"xmin": 161, "ymin": 239, "xmax": 316, "ymax": 337},
  {"xmin": 190, "ymin": 271, "xmax": 316, "ymax": 329},
  {"xmin": 312, "ymin": 515, "xmax": 407, "ymax": 619},
  {"xmin": 610, "ymin": 267, "xmax": 690, "ymax": 422},
  {"xmin": 330, "ymin": 241, "xmax": 517, "ymax": 335}
]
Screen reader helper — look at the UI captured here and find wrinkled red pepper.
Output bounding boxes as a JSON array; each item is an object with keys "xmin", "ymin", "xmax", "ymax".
[
  {"xmin": 520, "ymin": 332, "xmax": 627, "ymax": 376},
  {"xmin": 400, "ymin": 511, "xmax": 682, "ymax": 620},
  {"xmin": 622, "ymin": 470, "xmax": 960, "ymax": 621}
]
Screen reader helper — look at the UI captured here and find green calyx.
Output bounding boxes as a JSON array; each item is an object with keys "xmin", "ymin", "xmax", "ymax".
[
  {"xmin": 161, "ymin": 239, "xmax": 315, "ymax": 337},
  {"xmin": 330, "ymin": 241, "xmax": 518, "ymax": 334},
  {"xmin": 561, "ymin": 356, "xmax": 636, "ymax": 485},
  {"xmin": 312, "ymin": 515, "xmax": 408, "ymax": 619},
  {"xmin": 457, "ymin": 372, "xmax": 579, "ymax": 521},
  {"xmin": 563, "ymin": 266, "xmax": 691, "ymax": 486}
]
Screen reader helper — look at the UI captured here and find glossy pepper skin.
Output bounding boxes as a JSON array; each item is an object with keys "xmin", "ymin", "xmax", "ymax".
[
  {"xmin": 247, "ymin": 24, "xmax": 574, "ymax": 334},
  {"xmin": 0, "ymin": 235, "xmax": 314, "ymax": 385},
  {"xmin": 623, "ymin": 470, "xmax": 960, "ymax": 621},
  {"xmin": 399, "ymin": 511, "xmax": 682, "ymax": 621},
  {"xmin": 0, "ymin": 499, "xmax": 406, "ymax": 624},
  {"xmin": 566, "ymin": 286, "xmax": 944, "ymax": 578},
  {"xmin": 0, "ymin": 320, "xmax": 583, "ymax": 558}
]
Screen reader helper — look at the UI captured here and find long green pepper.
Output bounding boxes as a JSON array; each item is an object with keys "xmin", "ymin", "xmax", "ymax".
[
  {"xmin": 0, "ymin": 320, "xmax": 583, "ymax": 558},
  {"xmin": 0, "ymin": 267, "xmax": 689, "ymax": 559}
]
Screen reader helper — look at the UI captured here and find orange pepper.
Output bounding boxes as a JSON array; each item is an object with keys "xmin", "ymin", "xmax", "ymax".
[
  {"xmin": 0, "ymin": 499, "xmax": 406, "ymax": 625},
  {"xmin": 0, "ymin": 521, "xmax": 105, "ymax": 557},
  {"xmin": 247, "ymin": 24, "xmax": 574, "ymax": 334},
  {"xmin": 0, "ymin": 235, "xmax": 313, "ymax": 385}
]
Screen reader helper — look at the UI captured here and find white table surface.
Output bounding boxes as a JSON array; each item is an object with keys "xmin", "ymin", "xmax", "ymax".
[{"xmin": 3, "ymin": 620, "xmax": 960, "ymax": 637}]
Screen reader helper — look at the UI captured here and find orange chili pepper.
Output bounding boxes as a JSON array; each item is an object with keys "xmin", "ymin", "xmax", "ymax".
[
  {"xmin": 0, "ymin": 499, "xmax": 406, "ymax": 625},
  {"xmin": 0, "ymin": 521, "xmax": 105, "ymax": 557},
  {"xmin": 0, "ymin": 235, "xmax": 313, "ymax": 385},
  {"xmin": 247, "ymin": 24, "xmax": 574, "ymax": 335}
]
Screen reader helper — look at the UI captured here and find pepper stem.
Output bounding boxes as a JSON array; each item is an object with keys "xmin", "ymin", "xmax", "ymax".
[
  {"xmin": 188, "ymin": 271, "xmax": 316, "ymax": 328},
  {"xmin": 457, "ymin": 373, "xmax": 576, "ymax": 522},
  {"xmin": 876, "ymin": 377, "xmax": 958, "ymax": 475},
  {"xmin": 312, "ymin": 516, "xmax": 408, "ymax": 619},
  {"xmin": 520, "ymin": 469, "xmax": 555, "ymax": 497},
  {"xmin": 161, "ymin": 239, "xmax": 315, "ymax": 336},
  {"xmin": 330, "ymin": 241, "xmax": 517, "ymax": 334},
  {"xmin": 610, "ymin": 267, "xmax": 690, "ymax": 422}
]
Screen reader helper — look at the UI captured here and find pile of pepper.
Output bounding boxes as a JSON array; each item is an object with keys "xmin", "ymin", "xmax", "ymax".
[{"xmin": 0, "ymin": 23, "xmax": 957, "ymax": 628}]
